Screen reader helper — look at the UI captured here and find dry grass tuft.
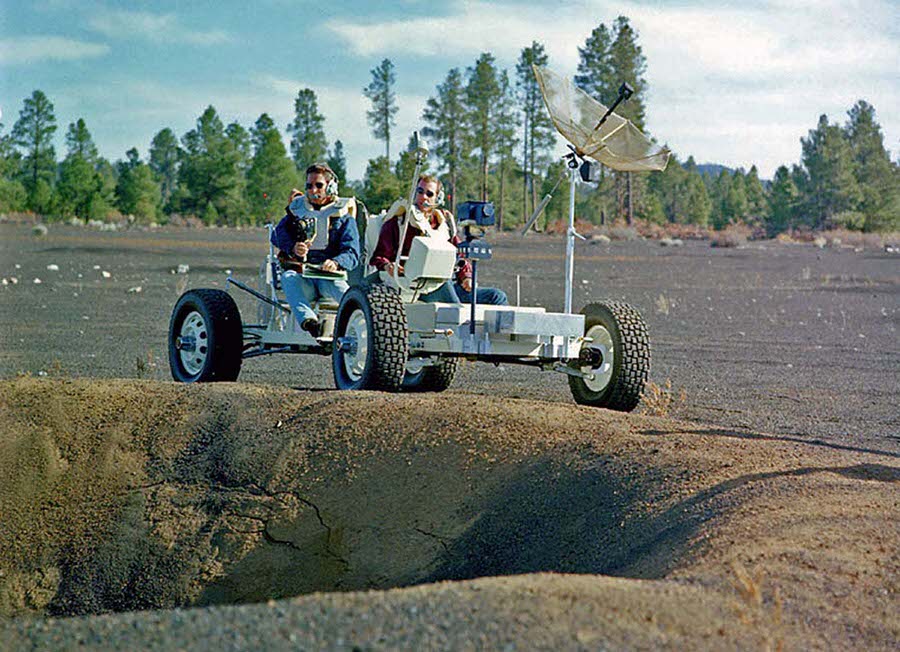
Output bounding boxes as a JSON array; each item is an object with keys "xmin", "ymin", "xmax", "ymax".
[
  {"xmin": 655, "ymin": 293, "xmax": 670, "ymax": 315},
  {"xmin": 710, "ymin": 224, "xmax": 751, "ymax": 248},
  {"xmin": 641, "ymin": 379, "xmax": 686, "ymax": 417},
  {"xmin": 730, "ymin": 561, "xmax": 784, "ymax": 652}
]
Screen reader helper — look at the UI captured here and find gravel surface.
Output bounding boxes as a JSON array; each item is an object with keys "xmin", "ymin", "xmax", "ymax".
[{"xmin": 1, "ymin": 223, "xmax": 896, "ymax": 452}]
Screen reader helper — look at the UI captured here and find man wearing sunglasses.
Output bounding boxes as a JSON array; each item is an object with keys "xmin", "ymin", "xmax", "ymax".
[
  {"xmin": 370, "ymin": 175, "xmax": 507, "ymax": 305},
  {"xmin": 271, "ymin": 163, "xmax": 360, "ymax": 336}
]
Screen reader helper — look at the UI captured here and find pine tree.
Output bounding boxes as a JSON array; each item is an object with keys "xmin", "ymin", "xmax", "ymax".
[
  {"xmin": 494, "ymin": 70, "xmax": 520, "ymax": 229},
  {"xmin": 0, "ymin": 122, "xmax": 26, "ymax": 211},
  {"xmin": 465, "ymin": 53, "xmax": 502, "ymax": 201},
  {"xmin": 609, "ymin": 17, "xmax": 647, "ymax": 130},
  {"xmin": 609, "ymin": 17, "xmax": 649, "ymax": 223},
  {"xmin": 115, "ymin": 148, "xmax": 161, "ymax": 223},
  {"xmin": 56, "ymin": 118, "xmax": 104, "ymax": 220},
  {"xmin": 66, "ymin": 119, "xmax": 98, "ymax": 163},
  {"xmin": 364, "ymin": 59, "xmax": 399, "ymax": 160},
  {"xmin": 223, "ymin": 122, "xmax": 250, "ymax": 219},
  {"xmin": 288, "ymin": 89, "xmax": 328, "ymax": 169},
  {"xmin": 575, "ymin": 24, "xmax": 614, "ymax": 107},
  {"xmin": 844, "ymin": 100, "xmax": 898, "ymax": 231},
  {"xmin": 92, "ymin": 158, "xmax": 117, "ymax": 220},
  {"xmin": 744, "ymin": 165, "xmax": 767, "ymax": 222},
  {"xmin": 226, "ymin": 122, "xmax": 252, "ymax": 174},
  {"xmin": 767, "ymin": 165, "xmax": 800, "ymax": 235},
  {"xmin": 178, "ymin": 106, "xmax": 242, "ymax": 223},
  {"xmin": 149, "ymin": 128, "xmax": 179, "ymax": 212},
  {"xmin": 247, "ymin": 113, "xmax": 297, "ymax": 223},
  {"xmin": 327, "ymin": 140, "xmax": 348, "ymax": 185},
  {"xmin": 801, "ymin": 114, "xmax": 861, "ymax": 228},
  {"xmin": 684, "ymin": 172, "xmax": 712, "ymax": 226},
  {"xmin": 11, "ymin": 90, "xmax": 57, "ymax": 212},
  {"xmin": 710, "ymin": 170, "xmax": 732, "ymax": 229},
  {"xmin": 516, "ymin": 42, "xmax": 555, "ymax": 220},
  {"xmin": 647, "ymin": 152, "xmax": 687, "ymax": 222},
  {"xmin": 422, "ymin": 68, "xmax": 469, "ymax": 214},
  {"xmin": 361, "ymin": 156, "xmax": 401, "ymax": 213},
  {"xmin": 56, "ymin": 156, "xmax": 97, "ymax": 219},
  {"xmin": 723, "ymin": 171, "xmax": 748, "ymax": 223}
]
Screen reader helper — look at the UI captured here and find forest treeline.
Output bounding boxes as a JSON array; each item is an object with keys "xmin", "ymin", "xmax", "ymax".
[{"xmin": 1, "ymin": 16, "xmax": 897, "ymax": 233}]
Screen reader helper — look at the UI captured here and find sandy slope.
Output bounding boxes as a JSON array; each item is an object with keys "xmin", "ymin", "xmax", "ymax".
[{"xmin": 1, "ymin": 378, "xmax": 897, "ymax": 650}]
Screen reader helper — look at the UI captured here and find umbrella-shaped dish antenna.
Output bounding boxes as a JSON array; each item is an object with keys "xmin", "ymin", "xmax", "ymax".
[{"xmin": 533, "ymin": 65, "xmax": 669, "ymax": 172}]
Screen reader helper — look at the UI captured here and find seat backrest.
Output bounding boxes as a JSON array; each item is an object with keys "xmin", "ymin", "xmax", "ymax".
[{"xmin": 364, "ymin": 210, "xmax": 386, "ymax": 277}]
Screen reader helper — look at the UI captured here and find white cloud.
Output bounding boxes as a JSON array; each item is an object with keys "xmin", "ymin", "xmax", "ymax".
[
  {"xmin": 0, "ymin": 36, "xmax": 110, "ymax": 65},
  {"xmin": 325, "ymin": 2, "xmax": 585, "ymax": 67},
  {"xmin": 88, "ymin": 10, "xmax": 230, "ymax": 45},
  {"xmin": 324, "ymin": 0, "xmax": 899, "ymax": 176}
]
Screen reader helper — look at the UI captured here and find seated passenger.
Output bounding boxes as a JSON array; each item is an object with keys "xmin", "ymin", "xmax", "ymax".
[
  {"xmin": 271, "ymin": 163, "xmax": 360, "ymax": 336},
  {"xmin": 370, "ymin": 175, "xmax": 507, "ymax": 305}
]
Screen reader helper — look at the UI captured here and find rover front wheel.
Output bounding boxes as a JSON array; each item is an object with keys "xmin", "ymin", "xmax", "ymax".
[
  {"xmin": 332, "ymin": 285, "xmax": 408, "ymax": 391},
  {"xmin": 568, "ymin": 301, "xmax": 650, "ymax": 412},
  {"xmin": 168, "ymin": 289, "xmax": 243, "ymax": 383}
]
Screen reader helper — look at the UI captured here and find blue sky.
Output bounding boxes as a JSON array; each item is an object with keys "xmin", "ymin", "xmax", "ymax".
[{"xmin": 1, "ymin": 0, "xmax": 898, "ymax": 182}]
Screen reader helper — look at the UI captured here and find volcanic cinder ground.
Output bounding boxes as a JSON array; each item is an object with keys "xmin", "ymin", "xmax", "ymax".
[{"xmin": 0, "ymin": 222, "xmax": 897, "ymax": 651}]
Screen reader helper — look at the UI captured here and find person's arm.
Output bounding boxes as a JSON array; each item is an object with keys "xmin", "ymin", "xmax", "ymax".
[
  {"xmin": 271, "ymin": 214, "xmax": 295, "ymax": 253},
  {"xmin": 370, "ymin": 218, "xmax": 399, "ymax": 271},
  {"xmin": 329, "ymin": 216, "xmax": 361, "ymax": 271},
  {"xmin": 450, "ymin": 232, "xmax": 472, "ymax": 285}
]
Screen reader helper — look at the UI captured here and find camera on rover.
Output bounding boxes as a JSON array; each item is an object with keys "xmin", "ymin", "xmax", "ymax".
[{"xmin": 456, "ymin": 201, "xmax": 495, "ymax": 228}]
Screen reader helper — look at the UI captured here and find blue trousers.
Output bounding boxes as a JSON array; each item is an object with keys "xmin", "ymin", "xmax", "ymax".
[
  {"xmin": 419, "ymin": 281, "xmax": 508, "ymax": 305},
  {"xmin": 454, "ymin": 283, "xmax": 508, "ymax": 305},
  {"xmin": 282, "ymin": 269, "xmax": 348, "ymax": 325}
]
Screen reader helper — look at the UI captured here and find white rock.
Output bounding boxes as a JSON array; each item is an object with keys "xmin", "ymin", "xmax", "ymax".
[
  {"xmin": 1, "ymin": 278, "xmax": 7, "ymax": 285},
  {"xmin": 225, "ymin": 269, "xmax": 232, "ymax": 275},
  {"xmin": 37, "ymin": 370, "xmax": 48, "ymax": 377},
  {"xmin": 177, "ymin": 264, "xmax": 190, "ymax": 274},
  {"xmin": 33, "ymin": 278, "xmax": 42, "ymax": 284},
  {"xmin": 47, "ymin": 264, "xmax": 59, "ymax": 271},
  {"xmin": 77, "ymin": 273, "xmax": 83, "ymax": 278},
  {"xmin": 93, "ymin": 265, "xmax": 101, "ymax": 270},
  {"xmin": 10, "ymin": 277, "xmax": 18, "ymax": 284},
  {"xmin": 82, "ymin": 315, "xmax": 90, "ymax": 320},
  {"xmin": 101, "ymin": 270, "xmax": 112, "ymax": 278},
  {"xmin": 15, "ymin": 264, "xmax": 21, "ymax": 269},
  {"xmin": 127, "ymin": 286, "xmax": 143, "ymax": 293}
]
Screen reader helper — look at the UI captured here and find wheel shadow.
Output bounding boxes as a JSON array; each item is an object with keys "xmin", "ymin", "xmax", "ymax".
[{"xmin": 640, "ymin": 426, "xmax": 900, "ymax": 459}]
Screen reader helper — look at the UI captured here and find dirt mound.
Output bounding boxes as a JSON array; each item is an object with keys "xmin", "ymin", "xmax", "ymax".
[{"xmin": 1, "ymin": 378, "xmax": 897, "ymax": 649}]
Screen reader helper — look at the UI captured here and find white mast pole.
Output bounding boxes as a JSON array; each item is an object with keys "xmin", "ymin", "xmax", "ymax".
[{"xmin": 564, "ymin": 166, "xmax": 576, "ymax": 314}]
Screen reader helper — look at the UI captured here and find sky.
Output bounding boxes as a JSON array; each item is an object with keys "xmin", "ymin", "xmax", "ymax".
[{"xmin": 1, "ymin": 0, "xmax": 898, "ymax": 183}]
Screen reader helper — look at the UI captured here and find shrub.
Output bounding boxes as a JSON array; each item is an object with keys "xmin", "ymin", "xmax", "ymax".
[{"xmin": 710, "ymin": 224, "xmax": 751, "ymax": 248}]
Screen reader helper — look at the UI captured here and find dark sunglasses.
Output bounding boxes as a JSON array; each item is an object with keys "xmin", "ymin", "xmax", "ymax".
[
  {"xmin": 306, "ymin": 182, "xmax": 325, "ymax": 190},
  {"xmin": 416, "ymin": 187, "xmax": 436, "ymax": 198}
]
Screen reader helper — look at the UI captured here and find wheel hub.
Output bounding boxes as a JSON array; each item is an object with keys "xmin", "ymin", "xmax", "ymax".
[
  {"xmin": 581, "ymin": 324, "xmax": 614, "ymax": 393},
  {"xmin": 178, "ymin": 311, "xmax": 209, "ymax": 376},
  {"xmin": 341, "ymin": 308, "xmax": 369, "ymax": 382}
]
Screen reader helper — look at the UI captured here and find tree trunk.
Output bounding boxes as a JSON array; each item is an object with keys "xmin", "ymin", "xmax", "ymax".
[
  {"xmin": 498, "ymin": 161, "xmax": 505, "ymax": 230},
  {"xmin": 626, "ymin": 172, "xmax": 633, "ymax": 225},
  {"xmin": 450, "ymin": 170, "xmax": 457, "ymax": 216},
  {"xmin": 522, "ymin": 113, "xmax": 529, "ymax": 223}
]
